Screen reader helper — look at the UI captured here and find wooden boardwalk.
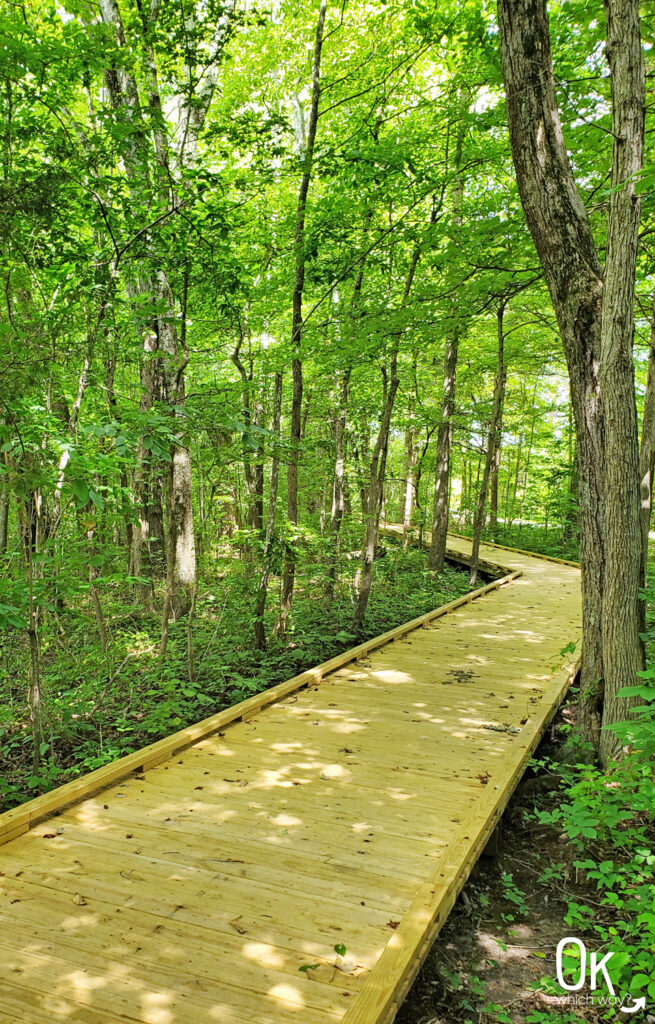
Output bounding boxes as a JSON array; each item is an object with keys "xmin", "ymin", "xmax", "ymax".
[{"xmin": 0, "ymin": 534, "xmax": 581, "ymax": 1024}]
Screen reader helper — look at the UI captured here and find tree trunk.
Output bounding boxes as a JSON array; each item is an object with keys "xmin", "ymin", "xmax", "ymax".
[
  {"xmin": 427, "ymin": 113, "xmax": 465, "ymax": 572},
  {"xmin": 597, "ymin": 0, "xmax": 646, "ymax": 765},
  {"xmin": 276, "ymin": 0, "xmax": 327, "ymax": 636},
  {"xmin": 497, "ymin": 0, "xmax": 645, "ymax": 760},
  {"xmin": 87, "ymin": 526, "xmax": 108, "ymax": 654},
  {"xmin": 428, "ymin": 325, "xmax": 460, "ymax": 571},
  {"xmin": 402, "ymin": 423, "xmax": 417, "ymax": 549},
  {"xmin": 18, "ymin": 497, "xmax": 42, "ymax": 778},
  {"xmin": 470, "ymin": 303, "xmax": 507, "ymax": 587},
  {"xmin": 254, "ymin": 372, "xmax": 283, "ymax": 649},
  {"xmin": 325, "ymin": 368, "xmax": 350, "ymax": 600},
  {"xmin": 353, "ymin": 351, "xmax": 400, "ymax": 631},
  {"xmin": 638, "ymin": 296, "xmax": 655, "ymax": 580},
  {"xmin": 0, "ymin": 452, "xmax": 8, "ymax": 558},
  {"xmin": 489, "ymin": 407, "xmax": 503, "ymax": 540}
]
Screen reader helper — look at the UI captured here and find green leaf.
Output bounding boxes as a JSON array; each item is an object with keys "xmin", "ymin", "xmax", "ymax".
[{"xmin": 69, "ymin": 479, "xmax": 90, "ymax": 507}]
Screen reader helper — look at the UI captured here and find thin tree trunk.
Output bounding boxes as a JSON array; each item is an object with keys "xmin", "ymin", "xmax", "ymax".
[
  {"xmin": 638, "ymin": 296, "xmax": 655, "ymax": 581},
  {"xmin": 429, "ymin": 324, "xmax": 460, "ymax": 571},
  {"xmin": 428, "ymin": 113, "xmax": 466, "ymax": 572},
  {"xmin": 254, "ymin": 372, "xmax": 283, "ymax": 649},
  {"xmin": 18, "ymin": 497, "xmax": 42, "ymax": 777},
  {"xmin": 276, "ymin": 0, "xmax": 327, "ymax": 636},
  {"xmin": 402, "ymin": 424, "xmax": 417, "ymax": 548},
  {"xmin": 489, "ymin": 407, "xmax": 503, "ymax": 540},
  {"xmin": 87, "ymin": 526, "xmax": 108, "ymax": 654},
  {"xmin": 470, "ymin": 303, "xmax": 507, "ymax": 587},
  {"xmin": 325, "ymin": 368, "xmax": 350, "ymax": 600},
  {"xmin": 353, "ymin": 349, "xmax": 400, "ymax": 631},
  {"xmin": 0, "ymin": 452, "xmax": 8, "ymax": 558}
]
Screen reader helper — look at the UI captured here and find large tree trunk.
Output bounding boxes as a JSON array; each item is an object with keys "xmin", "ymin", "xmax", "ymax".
[
  {"xmin": 497, "ymin": 0, "xmax": 645, "ymax": 761},
  {"xmin": 276, "ymin": 0, "xmax": 327, "ymax": 635},
  {"xmin": 470, "ymin": 303, "xmax": 507, "ymax": 587},
  {"xmin": 597, "ymin": 0, "xmax": 646, "ymax": 765}
]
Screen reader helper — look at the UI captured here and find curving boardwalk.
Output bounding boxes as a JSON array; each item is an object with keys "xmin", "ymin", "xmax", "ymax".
[{"xmin": 0, "ymin": 534, "xmax": 581, "ymax": 1024}]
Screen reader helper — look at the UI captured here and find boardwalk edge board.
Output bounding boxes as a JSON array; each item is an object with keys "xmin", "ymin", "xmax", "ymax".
[
  {"xmin": 341, "ymin": 652, "xmax": 582, "ymax": 1024},
  {"xmin": 0, "ymin": 562, "xmax": 523, "ymax": 846}
]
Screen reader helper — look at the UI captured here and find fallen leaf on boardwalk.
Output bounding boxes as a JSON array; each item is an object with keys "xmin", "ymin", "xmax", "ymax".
[
  {"xmin": 387, "ymin": 920, "xmax": 400, "ymax": 930},
  {"xmin": 229, "ymin": 915, "xmax": 247, "ymax": 934},
  {"xmin": 73, "ymin": 893, "xmax": 86, "ymax": 906}
]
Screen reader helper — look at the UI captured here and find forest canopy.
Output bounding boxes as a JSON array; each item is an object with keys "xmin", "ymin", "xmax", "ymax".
[{"xmin": 0, "ymin": 0, "xmax": 654, "ymax": 794}]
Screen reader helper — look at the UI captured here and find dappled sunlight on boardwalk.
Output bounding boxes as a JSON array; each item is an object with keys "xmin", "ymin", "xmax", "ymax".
[{"xmin": 0, "ymin": 535, "xmax": 581, "ymax": 1024}]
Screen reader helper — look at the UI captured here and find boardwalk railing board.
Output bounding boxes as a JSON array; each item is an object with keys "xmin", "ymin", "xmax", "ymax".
[{"xmin": 0, "ymin": 566, "xmax": 521, "ymax": 846}]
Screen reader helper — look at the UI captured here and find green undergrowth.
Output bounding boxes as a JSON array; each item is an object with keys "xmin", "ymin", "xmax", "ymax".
[
  {"xmin": 518, "ymin": 580, "xmax": 655, "ymax": 1020},
  {"xmin": 0, "ymin": 542, "xmax": 470, "ymax": 810}
]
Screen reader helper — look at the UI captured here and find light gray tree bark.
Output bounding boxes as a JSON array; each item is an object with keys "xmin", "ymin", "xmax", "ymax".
[{"xmin": 497, "ymin": 0, "xmax": 645, "ymax": 762}]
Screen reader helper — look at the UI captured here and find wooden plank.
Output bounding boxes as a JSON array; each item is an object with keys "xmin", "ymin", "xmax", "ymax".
[
  {"xmin": 0, "ymin": 939, "xmax": 344, "ymax": 1024},
  {"xmin": 1, "ymin": 883, "xmax": 364, "ymax": 1006}
]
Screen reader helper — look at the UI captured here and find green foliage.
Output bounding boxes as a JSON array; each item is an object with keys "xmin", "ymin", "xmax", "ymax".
[
  {"xmin": 499, "ymin": 872, "xmax": 529, "ymax": 923},
  {"xmin": 0, "ymin": 545, "xmax": 469, "ymax": 808},
  {"xmin": 533, "ymin": 749, "xmax": 655, "ymax": 1006}
]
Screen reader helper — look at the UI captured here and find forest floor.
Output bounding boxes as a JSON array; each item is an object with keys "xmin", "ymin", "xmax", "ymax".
[{"xmin": 397, "ymin": 692, "xmax": 652, "ymax": 1024}]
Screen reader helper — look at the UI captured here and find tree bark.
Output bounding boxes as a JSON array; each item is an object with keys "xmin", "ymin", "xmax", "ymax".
[
  {"xmin": 428, "ymin": 324, "xmax": 460, "ymax": 571},
  {"xmin": 99, "ymin": 0, "xmax": 230, "ymax": 620},
  {"xmin": 597, "ymin": 0, "xmax": 646, "ymax": 765},
  {"xmin": 497, "ymin": 0, "xmax": 645, "ymax": 759},
  {"xmin": 325, "ymin": 368, "xmax": 350, "ymax": 600},
  {"xmin": 470, "ymin": 303, "xmax": 507, "ymax": 587},
  {"xmin": 276, "ymin": 0, "xmax": 327, "ymax": 635},
  {"xmin": 427, "ymin": 115, "xmax": 465, "ymax": 572},
  {"xmin": 0, "ymin": 452, "xmax": 8, "ymax": 558},
  {"xmin": 638, "ymin": 296, "xmax": 655, "ymax": 581},
  {"xmin": 353, "ymin": 349, "xmax": 400, "ymax": 631},
  {"xmin": 253, "ymin": 371, "xmax": 283, "ymax": 649},
  {"xmin": 489, "ymin": 406, "xmax": 503, "ymax": 540},
  {"xmin": 402, "ymin": 422, "xmax": 417, "ymax": 549}
]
